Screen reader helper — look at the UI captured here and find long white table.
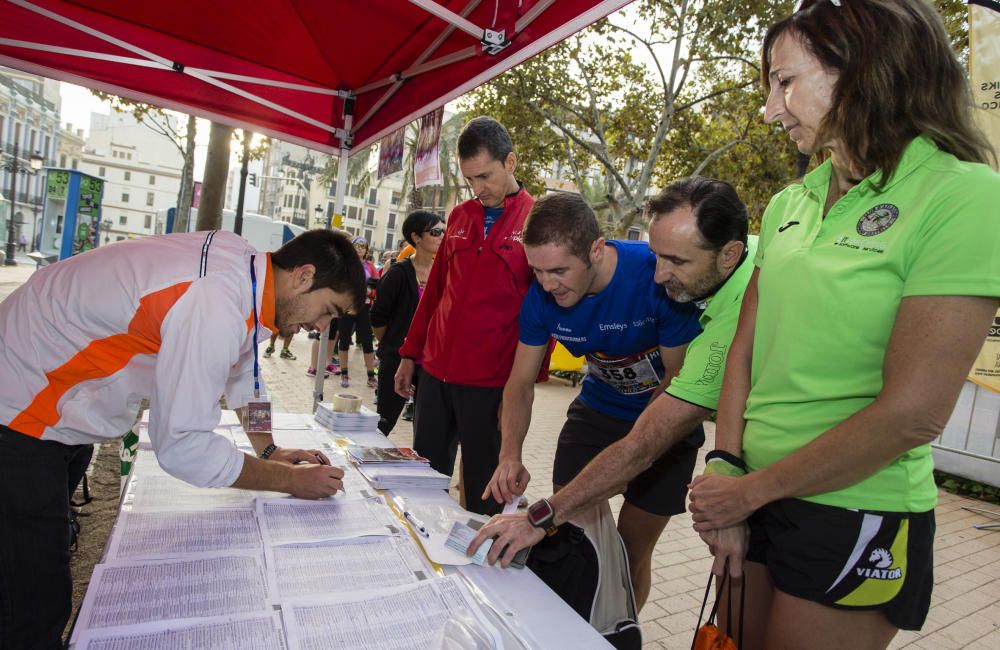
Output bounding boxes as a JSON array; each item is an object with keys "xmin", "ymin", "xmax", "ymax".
[{"xmin": 68, "ymin": 411, "xmax": 610, "ymax": 649}]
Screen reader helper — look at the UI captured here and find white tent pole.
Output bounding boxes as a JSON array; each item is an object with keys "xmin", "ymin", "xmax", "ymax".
[
  {"xmin": 314, "ymin": 101, "xmax": 355, "ymax": 410},
  {"xmin": 408, "ymin": 0, "xmax": 487, "ymax": 40}
]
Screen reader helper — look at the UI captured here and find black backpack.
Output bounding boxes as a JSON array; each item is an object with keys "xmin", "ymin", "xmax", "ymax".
[{"xmin": 527, "ymin": 516, "xmax": 641, "ymax": 650}]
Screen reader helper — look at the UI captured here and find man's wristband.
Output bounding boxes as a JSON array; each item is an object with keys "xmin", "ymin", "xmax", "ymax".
[
  {"xmin": 259, "ymin": 444, "xmax": 278, "ymax": 460},
  {"xmin": 703, "ymin": 449, "xmax": 748, "ymax": 478}
]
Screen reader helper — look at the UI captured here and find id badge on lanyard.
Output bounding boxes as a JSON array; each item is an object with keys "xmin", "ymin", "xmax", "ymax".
[{"xmin": 245, "ymin": 255, "xmax": 272, "ymax": 433}]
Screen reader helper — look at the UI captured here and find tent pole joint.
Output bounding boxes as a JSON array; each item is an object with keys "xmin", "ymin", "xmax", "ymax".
[
  {"xmin": 482, "ymin": 29, "xmax": 509, "ymax": 55},
  {"xmin": 172, "ymin": 61, "xmax": 184, "ymax": 73}
]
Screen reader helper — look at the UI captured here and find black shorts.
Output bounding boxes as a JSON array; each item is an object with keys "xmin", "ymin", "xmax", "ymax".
[
  {"xmin": 747, "ymin": 498, "xmax": 935, "ymax": 630},
  {"xmin": 552, "ymin": 398, "xmax": 704, "ymax": 517}
]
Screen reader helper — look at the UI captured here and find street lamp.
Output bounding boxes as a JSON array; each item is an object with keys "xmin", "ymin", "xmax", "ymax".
[
  {"xmin": 2, "ymin": 134, "xmax": 44, "ymax": 266},
  {"xmin": 314, "ymin": 204, "xmax": 323, "ymax": 229},
  {"xmin": 28, "ymin": 152, "xmax": 44, "ymax": 252}
]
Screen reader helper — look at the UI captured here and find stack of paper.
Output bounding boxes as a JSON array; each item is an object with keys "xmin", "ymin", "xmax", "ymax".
[
  {"xmin": 314, "ymin": 403, "xmax": 380, "ymax": 433},
  {"xmin": 356, "ymin": 463, "xmax": 451, "ymax": 490},
  {"xmin": 346, "ymin": 445, "xmax": 428, "ymax": 464}
]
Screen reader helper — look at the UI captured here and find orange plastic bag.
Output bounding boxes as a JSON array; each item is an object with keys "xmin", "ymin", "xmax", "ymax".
[
  {"xmin": 693, "ymin": 622, "xmax": 738, "ymax": 650},
  {"xmin": 691, "ymin": 562, "xmax": 744, "ymax": 650}
]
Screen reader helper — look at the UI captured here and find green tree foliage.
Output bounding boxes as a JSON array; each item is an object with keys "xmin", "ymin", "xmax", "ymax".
[
  {"xmin": 90, "ymin": 92, "xmax": 198, "ymax": 232},
  {"xmin": 462, "ymin": 0, "xmax": 798, "ymax": 234},
  {"xmin": 462, "ymin": 0, "xmax": 969, "ymax": 235}
]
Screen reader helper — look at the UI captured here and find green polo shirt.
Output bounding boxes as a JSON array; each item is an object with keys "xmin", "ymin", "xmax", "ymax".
[
  {"xmin": 744, "ymin": 135, "xmax": 1000, "ymax": 512},
  {"xmin": 666, "ymin": 236, "xmax": 758, "ymax": 410}
]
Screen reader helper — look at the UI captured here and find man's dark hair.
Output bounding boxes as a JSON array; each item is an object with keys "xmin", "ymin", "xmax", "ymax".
[
  {"xmin": 457, "ymin": 116, "xmax": 513, "ymax": 163},
  {"xmin": 645, "ymin": 176, "xmax": 748, "ymax": 250},
  {"xmin": 402, "ymin": 210, "xmax": 444, "ymax": 247},
  {"xmin": 270, "ymin": 229, "xmax": 366, "ymax": 309},
  {"xmin": 523, "ymin": 192, "xmax": 600, "ymax": 263}
]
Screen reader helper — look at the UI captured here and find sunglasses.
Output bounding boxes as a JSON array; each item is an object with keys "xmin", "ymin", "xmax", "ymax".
[{"xmin": 424, "ymin": 227, "xmax": 445, "ymax": 237}]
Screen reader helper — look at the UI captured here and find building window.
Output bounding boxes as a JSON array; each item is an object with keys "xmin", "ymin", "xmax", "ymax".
[
  {"xmin": 124, "ymin": 171, "xmax": 131, "ymax": 181},
  {"xmin": 118, "ymin": 215, "xmax": 127, "ymax": 225},
  {"xmin": 627, "ymin": 228, "xmax": 641, "ymax": 241},
  {"xmin": 347, "ymin": 226, "xmax": 357, "ymax": 236},
  {"xmin": 384, "ymin": 232, "xmax": 395, "ymax": 251},
  {"xmin": 44, "ymin": 135, "xmax": 51, "ymax": 157},
  {"xmin": 347, "ymin": 205, "xmax": 359, "ymax": 221},
  {"xmin": 98, "ymin": 166, "xmax": 106, "ymax": 177},
  {"xmin": 367, "ymin": 187, "xmax": 378, "ymax": 205},
  {"xmin": 364, "ymin": 229, "xmax": 374, "ymax": 244},
  {"xmin": 126, "ymin": 152, "xmax": 132, "ymax": 160},
  {"xmin": 387, "ymin": 212, "xmax": 397, "ymax": 230},
  {"xmin": 365, "ymin": 209, "xmax": 375, "ymax": 226},
  {"xmin": 327, "ymin": 183, "xmax": 336, "ymax": 198},
  {"xmin": 390, "ymin": 191, "xmax": 400, "ymax": 206},
  {"xmin": 121, "ymin": 193, "xmax": 130, "ymax": 203},
  {"xmin": 59, "ymin": 154, "xmax": 67, "ymax": 167},
  {"xmin": 146, "ymin": 192, "xmax": 154, "ymax": 207},
  {"xmin": 116, "ymin": 236, "xmax": 125, "ymax": 242},
  {"xmin": 149, "ymin": 175, "xmax": 155, "ymax": 185},
  {"xmin": 144, "ymin": 214, "xmax": 152, "ymax": 229},
  {"xmin": 71, "ymin": 159, "xmax": 78, "ymax": 170}
]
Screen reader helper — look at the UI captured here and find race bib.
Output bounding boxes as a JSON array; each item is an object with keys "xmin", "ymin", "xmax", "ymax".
[{"xmin": 586, "ymin": 349, "xmax": 661, "ymax": 394}]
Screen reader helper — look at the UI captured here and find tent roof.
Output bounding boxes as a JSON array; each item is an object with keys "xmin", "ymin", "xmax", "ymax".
[{"xmin": 0, "ymin": 0, "xmax": 630, "ymax": 154}]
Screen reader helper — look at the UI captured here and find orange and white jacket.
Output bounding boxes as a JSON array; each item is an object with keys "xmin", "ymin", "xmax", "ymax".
[{"xmin": 0, "ymin": 231, "xmax": 276, "ymax": 488}]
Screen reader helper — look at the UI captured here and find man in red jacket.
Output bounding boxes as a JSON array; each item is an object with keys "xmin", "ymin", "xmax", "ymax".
[{"xmin": 395, "ymin": 117, "xmax": 538, "ymax": 515}]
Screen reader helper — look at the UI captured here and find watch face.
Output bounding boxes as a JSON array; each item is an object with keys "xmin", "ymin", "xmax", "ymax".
[{"xmin": 528, "ymin": 499, "xmax": 553, "ymax": 525}]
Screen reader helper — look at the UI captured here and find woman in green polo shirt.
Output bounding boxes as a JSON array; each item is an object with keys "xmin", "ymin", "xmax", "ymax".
[{"xmin": 687, "ymin": 1, "xmax": 1000, "ymax": 648}]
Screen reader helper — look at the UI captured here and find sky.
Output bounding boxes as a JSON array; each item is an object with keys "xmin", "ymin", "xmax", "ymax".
[{"xmin": 59, "ymin": 82, "xmax": 111, "ymax": 137}]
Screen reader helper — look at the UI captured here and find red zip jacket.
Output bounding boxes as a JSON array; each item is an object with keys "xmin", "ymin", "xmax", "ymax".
[{"xmin": 399, "ymin": 187, "xmax": 546, "ymax": 387}]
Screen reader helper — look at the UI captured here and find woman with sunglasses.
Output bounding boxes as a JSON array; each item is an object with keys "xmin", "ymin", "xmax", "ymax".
[
  {"xmin": 371, "ymin": 211, "xmax": 445, "ymax": 434},
  {"xmin": 688, "ymin": 1, "xmax": 1000, "ymax": 648}
]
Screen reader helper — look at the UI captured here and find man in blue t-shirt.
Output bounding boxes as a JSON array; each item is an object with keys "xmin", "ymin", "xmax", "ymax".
[{"xmin": 483, "ymin": 192, "xmax": 702, "ymax": 608}]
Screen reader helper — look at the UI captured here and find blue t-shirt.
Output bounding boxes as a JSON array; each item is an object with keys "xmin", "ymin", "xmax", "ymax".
[
  {"xmin": 519, "ymin": 240, "xmax": 702, "ymax": 420},
  {"xmin": 484, "ymin": 206, "xmax": 504, "ymax": 236}
]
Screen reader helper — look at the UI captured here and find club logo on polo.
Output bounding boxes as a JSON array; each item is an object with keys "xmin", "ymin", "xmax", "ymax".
[{"xmin": 856, "ymin": 204, "xmax": 899, "ymax": 236}]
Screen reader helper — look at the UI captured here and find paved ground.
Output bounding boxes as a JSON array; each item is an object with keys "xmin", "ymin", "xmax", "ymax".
[{"xmin": 1, "ymin": 263, "xmax": 997, "ymax": 649}]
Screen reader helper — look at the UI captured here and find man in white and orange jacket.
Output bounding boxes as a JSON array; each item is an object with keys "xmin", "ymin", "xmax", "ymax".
[{"xmin": 0, "ymin": 228, "xmax": 364, "ymax": 649}]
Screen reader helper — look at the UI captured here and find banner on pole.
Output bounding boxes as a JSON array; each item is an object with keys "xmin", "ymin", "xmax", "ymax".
[
  {"xmin": 968, "ymin": 1, "xmax": 1000, "ymax": 391},
  {"xmin": 377, "ymin": 127, "xmax": 405, "ymax": 180},
  {"xmin": 414, "ymin": 108, "xmax": 443, "ymax": 189}
]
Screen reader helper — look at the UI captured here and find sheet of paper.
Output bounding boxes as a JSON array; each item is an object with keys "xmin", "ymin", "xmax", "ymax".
[
  {"xmin": 75, "ymin": 612, "xmax": 285, "ymax": 650},
  {"xmin": 72, "ymin": 552, "xmax": 269, "ymax": 642},
  {"xmin": 445, "ymin": 521, "xmax": 492, "ymax": 566},
  {"xmin": 272, "ymin": 412, "xmax": 321, "ymax": 430},
  {"xmin": 282, "ymin": 576, "xmax": 501, "ymax": 650},
  {"xmin": 256, "ymin": 496, "xmax": 396, "ymax": 545},
  {"xmin": 265, "ymin": 536, "xmax": 432, "ymax": 600},
  {"xmin": 127, "ymin": 473, "xmax": 273, "ymax": 511},
  {"xmin": 106, "ymin": 510, "xmax": 261, "ymax": 560}
]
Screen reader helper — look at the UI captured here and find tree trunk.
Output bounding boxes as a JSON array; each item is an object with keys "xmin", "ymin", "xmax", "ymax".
[
  {"xmin": 173, "ymin": 114, "xmax": 197, "ymax": 233},
  {"xmin": 196, "ymin": 122, "xmax": 232, "ymax": 231}
]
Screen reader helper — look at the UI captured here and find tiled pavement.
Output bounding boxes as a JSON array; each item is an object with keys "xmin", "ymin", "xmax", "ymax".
[
  {"xmin": 265, "ymin": 334, "xmax": 1000, "ymax": 649},
  {"xmin": 0, "ymin": 258, "xmax": 995, "ymax": 650}
]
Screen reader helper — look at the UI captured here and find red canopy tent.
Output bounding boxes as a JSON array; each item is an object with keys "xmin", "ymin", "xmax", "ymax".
[
  {"xmin": 0, "ymin": 0, "xmax": 630, "ymax": 153},
  {"xmin": 0, "ymin": 0, "xmax": 631, "ymax": 403}
]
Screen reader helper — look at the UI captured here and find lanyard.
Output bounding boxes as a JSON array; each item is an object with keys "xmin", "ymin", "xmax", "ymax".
[{"xmin": 249, "ymin": 255, "xmax": 261, "ymax": 398}]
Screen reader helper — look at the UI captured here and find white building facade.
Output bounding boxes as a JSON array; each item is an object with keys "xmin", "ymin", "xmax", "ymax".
[
  {"xmin": 0, "ymin": 66, "xmax": 61, "ymax": 252},
  {"xmin": 80, "ymin": 111, "xmax": 182, "ymax": 243}
]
